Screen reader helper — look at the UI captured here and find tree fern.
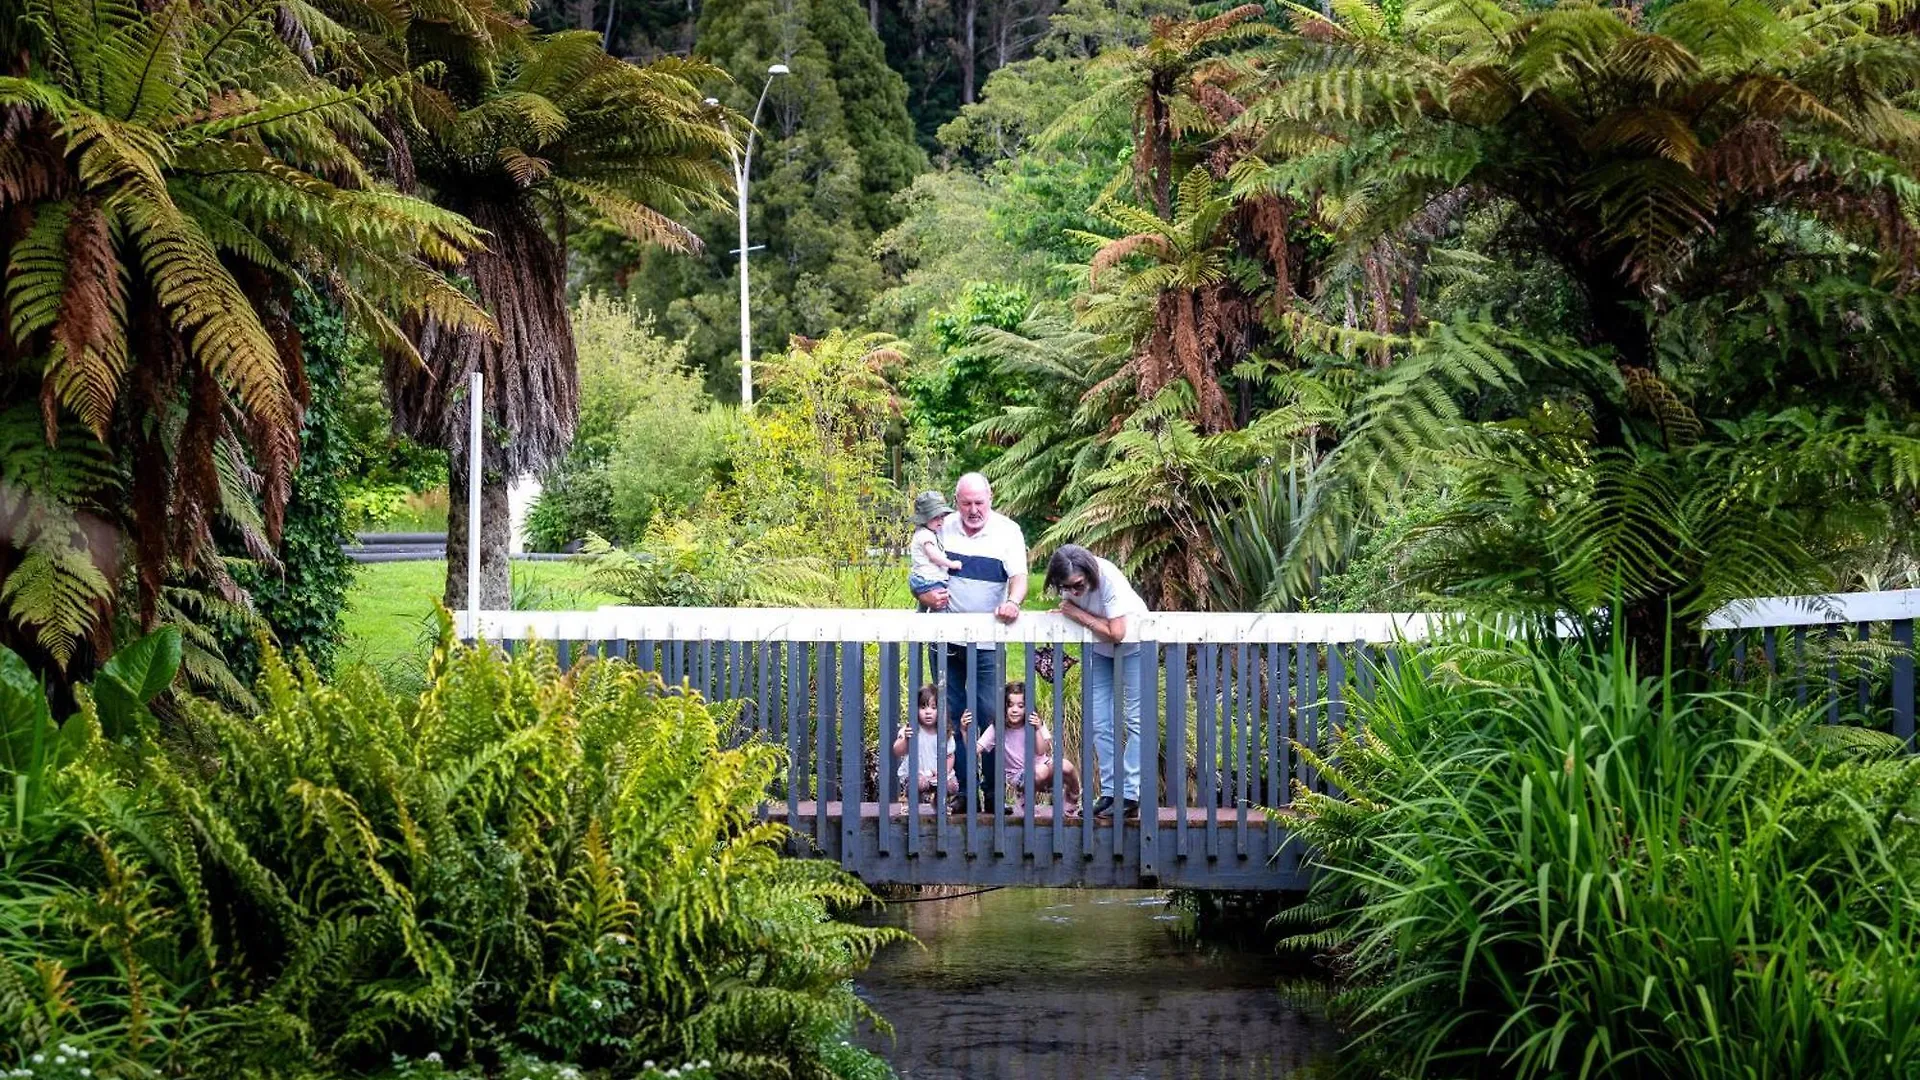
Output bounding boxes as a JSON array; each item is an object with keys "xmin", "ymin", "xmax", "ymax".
[
  {"xmin": 2, "ymin": 0, "xmax": 495, "ymax": 679},
  {"xmin": 388, "ymin": 26, "xmax": 733, "ymax": 611}
]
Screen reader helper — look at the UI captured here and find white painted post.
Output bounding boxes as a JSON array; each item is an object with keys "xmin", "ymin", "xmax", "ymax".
[
  {"xmin": 736, "ymin": 172, "xmax": 752, "ymax": 408},
  {"xmin": 467, "ymin": 370, "xmax": 482, "ymax": 640}
]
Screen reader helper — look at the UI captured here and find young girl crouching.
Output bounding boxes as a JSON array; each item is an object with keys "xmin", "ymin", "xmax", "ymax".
[
  {"xmin": 892, "ymin": 684, "xmax": 956, "ymax": 803},
  {"xmin": 976, "ymin": 680, "xmax": 1081, "ymax": 814}
]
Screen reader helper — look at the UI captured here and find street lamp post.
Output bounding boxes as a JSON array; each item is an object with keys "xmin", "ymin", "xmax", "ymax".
[{"xmin": 711, "ymin": 62, "xmax": 788, "ymax": 409}]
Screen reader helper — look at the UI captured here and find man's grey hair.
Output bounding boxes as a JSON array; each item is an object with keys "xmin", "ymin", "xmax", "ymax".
[{"xmin": 955, "ymin": 472, "xmax": 992, "ymax": 499}]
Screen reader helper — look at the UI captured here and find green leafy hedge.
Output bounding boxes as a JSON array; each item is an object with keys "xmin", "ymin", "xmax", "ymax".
[{"xmin": 2, "ymin": 620, "xmax": 901, "ymax": 1078}]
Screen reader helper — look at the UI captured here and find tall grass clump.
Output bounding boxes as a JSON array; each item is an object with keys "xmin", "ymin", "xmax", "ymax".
[
  {"xmin": 1285, "ymin": 630, "xmax": 1920, "ymax": 1079},
  {"xmin": 1, "ymin": 617, "xmax": 903, "ymax": 1078}
]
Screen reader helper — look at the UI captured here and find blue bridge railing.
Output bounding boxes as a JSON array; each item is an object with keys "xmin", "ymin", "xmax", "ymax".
[{"xmin": 464, "ymin": 591, "xmax": 1917, "ymax": 891}]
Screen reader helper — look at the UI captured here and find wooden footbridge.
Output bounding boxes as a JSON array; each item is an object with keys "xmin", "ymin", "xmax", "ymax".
[{"xmin": 466, "ymin": 592, "xmax": 1917, "ymax": 892}]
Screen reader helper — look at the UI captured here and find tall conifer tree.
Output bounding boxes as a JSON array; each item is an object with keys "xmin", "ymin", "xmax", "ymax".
[{"xmin": 614, "ymin": 0, "xmax": 925, "ymax": 391}]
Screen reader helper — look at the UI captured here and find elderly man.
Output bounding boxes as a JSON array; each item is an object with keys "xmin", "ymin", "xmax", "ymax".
[{"xmin": 917, "ymin": 473, "xmax": 1026, "ymax": 812}]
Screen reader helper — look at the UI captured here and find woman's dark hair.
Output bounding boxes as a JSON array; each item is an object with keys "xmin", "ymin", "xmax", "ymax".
[
  {"xmin": 1003, "ymin": 680, "xmax": 1027, "ymax": 714},
  {"xmin": 917, "ymin": 684, "xmax": 939, "ymax": 709},
  {"xmin": 1045, "ymin": 544, "xmax": 1102, "ymax": 593}
]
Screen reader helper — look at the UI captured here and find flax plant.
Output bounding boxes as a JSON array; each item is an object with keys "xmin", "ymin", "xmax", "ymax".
[{"xmin": 1285, "ymin": 630, "xmax": 1920, "ymax": 1079}]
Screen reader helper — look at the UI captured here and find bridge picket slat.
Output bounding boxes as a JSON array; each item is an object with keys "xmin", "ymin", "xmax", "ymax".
[
  {"xmin": 1024, "ymin": 644, "xmax": 1039, "ymax": 857},
  {"xmin": 1168, "ymin": 643, "xmax": 1189, "ymax": 862},
  {"xmin": 1079, "ymin": 644, "xmax": 1095, "ymax": 861},
  {"xmin": 1304, "ymin": 643, "xmax": 1321, "ymax": 795},
  {"xmin": 994, "ymin": 644, "xmax": 1008, "ymax": 859},
  {"xmin": 1140, "ymin": 643, "xmax": 1160, "ymax": 880},
  {"xmin": 879, "ymin": 642, "xmax": 897, "ymax": 857},
  {"xmin": 1329, "ymin": 644, "xmax": 1346, "ymax": 800},
  {"xmin": 1826, "ymin": 626, "xmax": 1841, "ymax": 724},
  {"xmin": 1222, "ymin": 645, "xmax": 1235, "ymax": 857},
  {"xmin": 1859, "ymin": 623, "xmax": 1873, "ymax": 715},
  {"xmin": 786, "ymin": 641, "xmax": 802, "ymax": 833},
  {"xmin": 907, "ymin": 643, "xmax": 924, "ymax": 857},
  {"xmin": 936, "ymin": 645, "xmax": 951, "ymax": 857},
  {"xmin": 815, "ymin": 643, "xmax": 833, "ymax": 852},
  {"xmin": 966, "ymin": 644, "xmax": 982, "ymax": 859},
  {"xmin": 841, "ymin": 642, "xmax": 863, "ymax": 869},
  {"xmin": 1051, "ymin": 639, "xmax": 1068, "ymax": 858},
  {"xmin": 1794, "ymin": 626, "xmax": 1807, "ymax": 706},
  {"xmin": 1895, "ymin": 620, "xmax": 1915, "ymax": 748},
  {"xmin": 753, "ymin": 642, "xmax": 768, "ymax": 736},
  {"xmin": 1200, "ymin": 645, "xmax": 1218, "ymax": 862},
  {"xmin": 1236, "ymin": 643, "xmax": 1250, "ymax": 858},
  {"xmin": 1267, "ymin": 643, "xmax": 1281, "ymax": 853}
]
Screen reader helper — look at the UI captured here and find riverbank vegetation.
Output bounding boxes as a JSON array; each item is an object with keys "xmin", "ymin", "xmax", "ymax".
[
  {"xmin": 1287, "ymin": 634, "xmax": 1920, "ymax": 1078},
  {"xmin": 1, "ymin": 624, "xmax": 901, "ymax": 1078}
]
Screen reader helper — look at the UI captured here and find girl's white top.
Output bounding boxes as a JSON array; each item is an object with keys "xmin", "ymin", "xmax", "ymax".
[{"xmin": 898, "ymin": 725, "xmax": 953, "ymax": 780}]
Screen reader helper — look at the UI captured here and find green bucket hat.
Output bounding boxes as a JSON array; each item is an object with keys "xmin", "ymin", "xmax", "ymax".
[{"xmin": 912, "ymin": 490, "xmax": 954, "ymax": 526}]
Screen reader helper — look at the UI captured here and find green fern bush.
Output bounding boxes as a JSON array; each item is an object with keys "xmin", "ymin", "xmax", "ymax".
[
  {"xmin": 1283, "ymin": 631, "xmax": 1920, "ymax": 1079},
  {"xmin": 1, "ymin": 621, "xmax": 902, "ymax": 1078}
]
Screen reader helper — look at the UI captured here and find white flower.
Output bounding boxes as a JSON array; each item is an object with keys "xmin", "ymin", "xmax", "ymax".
[
  {"xmin": 425, "ymin": 1053, "xmax": 442, "ymax": 1064},
  {"xmin": 589, "ymin": 998, "xmax": 604, "ymax": 1011},
  {"xmin": 643, "ymin": 1063, "xmax": 655, "ymax": 1071},
  {"xmin": 78, "ymin": 1071, "xmax": 91, "ymax": 1079},
  {"xmin": 666, "ymin": 1071, "xmax": 680, "ymax": 1079},
  {"xmin": 29, "ymin": 1057, "xmax": 43, "ymax": 1066},
  {"xmin": 699, "ymin": 1061, "xmax": 711, "ymax": 1070},
  {"xmin": 52, "ymin": 1060, "xmax": 67, "ymax": 1068}
]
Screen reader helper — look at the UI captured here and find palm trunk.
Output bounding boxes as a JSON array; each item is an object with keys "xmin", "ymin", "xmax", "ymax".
[{"xmin": 445, "ymin": 460, "xmax": 513, "ymax": 611}]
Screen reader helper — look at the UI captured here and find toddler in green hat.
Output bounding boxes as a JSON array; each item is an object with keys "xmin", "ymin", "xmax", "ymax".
[{"xmin": 908, "ymin": 491, "xmax": 961, "ymax": 609}]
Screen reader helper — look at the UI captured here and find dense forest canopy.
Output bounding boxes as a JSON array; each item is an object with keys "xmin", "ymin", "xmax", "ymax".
[{"xmin": 7, "ymin": 0, "xmax": 1920, "ymax": 689}]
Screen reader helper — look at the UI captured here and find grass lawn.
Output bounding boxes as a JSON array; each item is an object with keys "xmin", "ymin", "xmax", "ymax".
[
  {"xmin": 340, "ymin": 560, "xmax": 618, "ymax": 675},
  {"xmin": 340, "ymin": 558, "xmax": 1056, "ymax": 681}
]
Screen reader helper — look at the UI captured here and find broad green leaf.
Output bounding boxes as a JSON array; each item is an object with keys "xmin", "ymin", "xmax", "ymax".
[
  {"xmin": 95, "ymin": 626, "xmax": 182, "ymax": 737},
  {"xmin": 0, "ymin": 644, "xmax": 53, "ymax": 777}
]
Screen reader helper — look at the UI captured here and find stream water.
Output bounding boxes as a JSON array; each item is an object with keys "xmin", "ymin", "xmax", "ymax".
[{"xmin": 855, "ymin": 889, "xmax": 1340, "ymax": 1079}]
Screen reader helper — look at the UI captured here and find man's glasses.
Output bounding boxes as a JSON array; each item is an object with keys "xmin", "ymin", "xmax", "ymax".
[{"xmin": 1059, "ymin": 577, "xmax": 1089, "ymax": 596}]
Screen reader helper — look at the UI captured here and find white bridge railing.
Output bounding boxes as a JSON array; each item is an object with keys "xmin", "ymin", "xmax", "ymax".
[{"xmin": 453, "ymin": 590, "xmax": 1917, "ymax": 889}]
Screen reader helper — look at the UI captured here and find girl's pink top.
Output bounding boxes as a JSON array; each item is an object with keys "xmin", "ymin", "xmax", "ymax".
[{"xmin": 977, "ymin": 721, "xmax": 1051, "ymax": 781}]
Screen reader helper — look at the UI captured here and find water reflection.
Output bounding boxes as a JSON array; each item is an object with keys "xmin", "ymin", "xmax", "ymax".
[{"xmin": 855, "ymin": 889, "xmax": 1337, "ymax": 1080}]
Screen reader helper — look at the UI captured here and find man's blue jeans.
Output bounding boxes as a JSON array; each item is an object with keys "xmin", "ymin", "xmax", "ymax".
[
  {"xmin": 1085, "ymin": 647, "xmax": 1143, "ymax": 801},
  {"xmin": 936, "ymin": 643, "xmax": 1000, "ymax": 804}
]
